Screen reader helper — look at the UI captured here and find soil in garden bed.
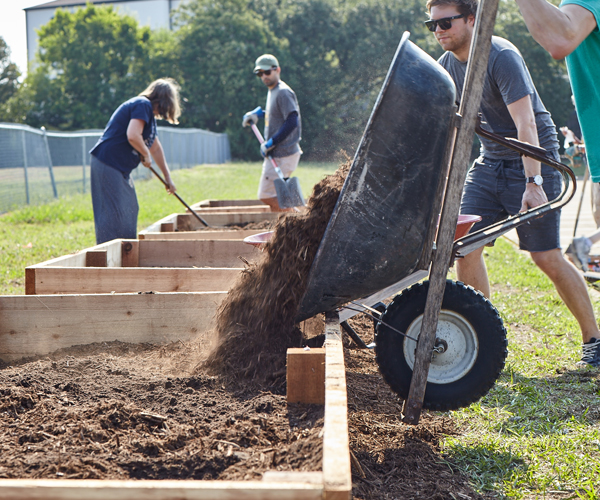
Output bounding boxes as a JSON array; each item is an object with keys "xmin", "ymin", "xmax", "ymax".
[{"xmin": 0, "ymin": 341, "xmax": 323, "ymax": 480}]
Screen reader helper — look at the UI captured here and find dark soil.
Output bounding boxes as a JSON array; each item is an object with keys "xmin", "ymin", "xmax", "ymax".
[{"xmin": 0, "ymin": 341, "xmax": 323, "ymax": 480}]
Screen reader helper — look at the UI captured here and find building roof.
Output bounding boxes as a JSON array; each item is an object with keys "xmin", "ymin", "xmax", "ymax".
[{"xmin": 25, "ymin": 0, "xmax": 145, "ymax": 11}]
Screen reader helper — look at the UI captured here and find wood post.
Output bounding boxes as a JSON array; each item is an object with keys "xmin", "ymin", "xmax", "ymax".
[
  {"xmin": 403, "ymin": 0, "xmax": 500, "ymax": 425},
  {"xmin": 287, "ymin": 348, "xmax": 325, "ymax": 404},
  {"xmin": 85, "ymin": 250, "xmax": 107, "ymax": 267}
]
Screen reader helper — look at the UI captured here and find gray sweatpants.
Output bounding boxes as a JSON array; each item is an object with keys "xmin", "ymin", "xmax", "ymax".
[{"xmin": 91, "ymin": 155, "xmax": 139, "ymax": 244}]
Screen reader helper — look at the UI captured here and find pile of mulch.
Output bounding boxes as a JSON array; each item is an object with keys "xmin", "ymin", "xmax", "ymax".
[
  {"xmin": 203, "ymin": 163, "xmax": 350, "ymax": 382},
  {"xmin": 343, "ymin": 314, "xmax": 492, "ymax": 500},
  {"xmin": 0, "ymin": 341, "xmax": 323, "ymax": 480}
]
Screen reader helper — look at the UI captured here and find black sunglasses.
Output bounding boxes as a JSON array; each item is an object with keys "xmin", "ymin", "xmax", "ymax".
[
  {"xmin": 424, "ymin": 14, "xmax": 464, "ymax": 32},
  {"xmin": 255, "ymin": 67, "xmax": 277, "ymax": 77}
]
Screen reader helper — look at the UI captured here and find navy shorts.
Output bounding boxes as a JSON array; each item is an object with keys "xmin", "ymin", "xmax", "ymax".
[{"xmin": 460, "ymin": 154, "xmax": 562, "ymax": 253}]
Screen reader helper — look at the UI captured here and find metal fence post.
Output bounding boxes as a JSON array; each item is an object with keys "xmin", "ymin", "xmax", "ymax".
[
  {"xmin": 42, "ymin": 127, "xmax": 58, "ymax": 199},
  {"xmin": 21, "ymin": 130, "xmax": 30, "ymax": 205},
  {"xmin": 82, "ymin": 137, "xmax": 87, "ymax": 193}
]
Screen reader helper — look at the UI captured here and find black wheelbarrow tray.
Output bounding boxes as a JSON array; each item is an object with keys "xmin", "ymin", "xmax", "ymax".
[{"xmin": 295, "ymin": 32, "xmax": 576, "ymax": 411}]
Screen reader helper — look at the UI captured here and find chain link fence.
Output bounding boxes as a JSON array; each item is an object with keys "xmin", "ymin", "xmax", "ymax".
[{"xmin": 0, "ymin": 123, "xmax": 231, "ymax": 214}]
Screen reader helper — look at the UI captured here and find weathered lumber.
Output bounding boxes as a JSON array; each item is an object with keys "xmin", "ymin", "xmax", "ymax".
[
  {"xmin": 139, "ymin": 229, "xmax": 266, "ymax": 241},
  {"xmin": 138, "ymin": 240, "xmax": 259, "ymax": 267},
  {"xmin": 322, "ymin": 312, "xmax": 352, "ymax": 500},
  {"xmin": 189, "ymin": 206, "xmax": 271, "ymax": 214},
  {"xmin": 194, "ymin": 198, "xmax": 266, "ymax": 208},
  {"xmin": 176, "ymin": 212, "xmax": 279, "ymax": 231},
  {"xmin": 403, "ymin": 0, "xmax": 500, "ymax": 424},
  {"xmin": 287, "ymin": 348, "xmax": 326, "ymax": 404},
  {"xmin": 0, "ymin": 292, "xmax": 226, "ymax": 363},
  {"xmin": 0, "ymin": 479, "xmax": 323, "ymax": 499},
  {"xmin": 26, "ymin": 267, "xmax": 241, "ymax": 295}
]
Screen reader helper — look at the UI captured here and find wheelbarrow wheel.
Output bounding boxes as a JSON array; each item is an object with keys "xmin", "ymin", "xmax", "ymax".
[{"xmin": 375, "ymin": 279, "xmax": 507, "ymax": 411}]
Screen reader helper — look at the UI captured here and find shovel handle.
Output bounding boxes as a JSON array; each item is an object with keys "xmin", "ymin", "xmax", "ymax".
[
  {"xmin": 148, "ymin": 165, "xmax": 210, "ymax": 227},
  {"xmin": 250, "ymin": 124, "xmax": 285, "ymax": 181}
]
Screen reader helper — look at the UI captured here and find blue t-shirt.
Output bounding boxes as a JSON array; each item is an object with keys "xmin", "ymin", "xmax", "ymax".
[
  {"xmin": 560, "ymin": 0, "xmax": 600, "ymax": 181},
  {"xmin": 439, "ymin": 36, "xmax": 559, "ymax": 159},
  {"xmin": 90, "ymin": 96, "xmax": 156, "ymax": 175}
]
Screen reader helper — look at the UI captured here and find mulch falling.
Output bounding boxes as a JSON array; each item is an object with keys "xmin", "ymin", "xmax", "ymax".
[{"xmin": 202, "ymin": 162, "xmax": 350, "ymax": 382}]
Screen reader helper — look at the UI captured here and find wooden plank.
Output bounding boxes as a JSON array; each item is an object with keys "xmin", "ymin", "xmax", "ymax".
[
  {"xmin": 27, "ymin": 240, "xmax": 124, "ymax": 269},
  {"xmin": 122, "ymin": 241, "xmax": 139, "ymax": 267},
  {"xmin": 138, "ymin": 240, "xmax": 260, "ymax": 268},
  {"xmin": 0, "ymin": 292, "xmax": 226, "ymax": 362},
  {"xmin": 262, "ymin": 472, "xmax": 323, "ymax": 484},
  {"xmin": 322, "ymin": 312, "xmax": 352, "ymax": 500},
  {"xmin": 28, "ymin": 267, "xmax": 241, "ymax": 295},
  {"xmin": 0, "ymin": 479, "xmax": 323, "ymax": 500},
  {"xmin": 138, "ymin": 230, "xmax": 266, "ymax": 241},
  {"xmin": 25, "ymin": 268, "xmax": 36, "ymax": 295},
  {"xmin": 86, "ymin": 250, "xmax": 107, "ymax": 267},
  {"xmin": 176, "ymin": 212, "xmax": 279, "ymax": 231},
  {"xmin": 141, "ymin": 213, "xmax": 179, "ymax": 234},
  {"xmin": 191, "ymin": 206, "xmax": 271, "ymax": 214},
  {"xmin": 194, "ymin": 199, "xmax": 266, "ymax": 208},
  {"xmin": 287, "ymin": 348, "xmax": 326, "ymax": 404},
  {"xmin": 403, "ymin": 0, "xmax": 499, "ymax": 425},
  {"xmin": 161, "ymin": 222, "xmax": 175, "ymax": 232}
]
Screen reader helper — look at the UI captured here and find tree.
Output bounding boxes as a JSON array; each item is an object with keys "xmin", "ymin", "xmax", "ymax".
[
  {"xmin": 8, "ymin": 5, "xmax": 158, "ymax": 130},
  {"xmin": 174, "ymin": 0, "xmax": 288, "ymax": 159},
  {"xmin": 0, "ymin": 36, "xmax": 21, "ymax": 120}
]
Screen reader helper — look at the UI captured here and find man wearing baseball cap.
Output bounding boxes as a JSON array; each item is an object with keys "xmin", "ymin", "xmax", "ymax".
[{"xmin": 242, "ymin": 54, "xmax": 302, "ymax": 211}]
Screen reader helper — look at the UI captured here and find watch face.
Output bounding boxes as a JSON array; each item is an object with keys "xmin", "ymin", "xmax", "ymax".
[{"xmin": 534, "ymin": 175, "xmax": 543, "ymax": 185}]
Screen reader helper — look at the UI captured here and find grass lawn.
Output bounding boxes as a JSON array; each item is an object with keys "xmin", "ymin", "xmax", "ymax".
[
  {"xmin": 0, "ymin": 160, "xmax": 599, "ymax": 498},
  {"xmin": 0, "ymin": 161, "xmax": 337, "ymax": 295}
]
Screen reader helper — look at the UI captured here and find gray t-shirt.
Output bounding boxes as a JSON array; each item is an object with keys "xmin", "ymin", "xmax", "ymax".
[
  {"xmin": 438, "ymin": 36, "xmax": 559, "ymax": 159},
  {"xmin": 264, "ymin": 80, "xmax": 302, "ymax": 158}
]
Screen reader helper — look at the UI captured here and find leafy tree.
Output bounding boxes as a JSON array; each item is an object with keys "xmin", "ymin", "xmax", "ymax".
[
  {"xmin": 8, "ymin": 4, "xmax": 158, "ymax": 129},
  {"xmin": 174, "ymin": 0, "xmax": 288, "ymax": 159},
  {"xmin": 0, "ymin": 36, "xmax": 21, "ymax": 120}
]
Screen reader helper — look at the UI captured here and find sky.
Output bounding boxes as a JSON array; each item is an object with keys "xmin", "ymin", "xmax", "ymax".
[{"xmin": 0, "ymin": 0, "xmax": 48, "ymax": 79}]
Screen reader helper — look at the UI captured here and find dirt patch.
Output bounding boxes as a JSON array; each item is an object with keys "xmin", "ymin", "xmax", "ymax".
[
  {"xmin": 203, "ymin": 163, "xmax": 350, "ymax": 382},
  {"xmin": 343, "ymin": 314, "xmax": 492, "ymax": 500},
  {"xmin": 0, "ymin": 341, "xmax": 323, "ymax": 480}
]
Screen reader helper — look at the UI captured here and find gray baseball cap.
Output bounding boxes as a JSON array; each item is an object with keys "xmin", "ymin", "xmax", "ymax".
[{"xmin": 254, "ymin": 54, "xmax": 279, "ymax": 73}]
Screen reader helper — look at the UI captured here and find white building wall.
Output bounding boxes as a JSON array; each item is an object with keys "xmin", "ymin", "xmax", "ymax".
[{"xmin": 26, "ymin": 0, "xmax": 183, "ymax": 65}]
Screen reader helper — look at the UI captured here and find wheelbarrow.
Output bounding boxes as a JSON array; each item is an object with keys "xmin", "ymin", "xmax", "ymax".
[{"xmin": 291, "ymin": 33, "xmax": 576, "ymax": 411}]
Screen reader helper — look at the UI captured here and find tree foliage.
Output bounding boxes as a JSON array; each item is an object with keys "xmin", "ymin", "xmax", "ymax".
[
  {"xmin": 1, "ymin": 0, "xmax": 573, "ymax": 159},
  {"xmin": 0, "ymin": 36, "xmax": 21, "ymax": 120}
]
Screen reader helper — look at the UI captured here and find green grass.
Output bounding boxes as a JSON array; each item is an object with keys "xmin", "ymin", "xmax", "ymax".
[
  {"xmin": 0, "ymin": 161, "xmax": 337, "ymax": 295},
  {"xmin": 2, "ymin": 164, "xmax": 599, "ymax": 499},
  {"xmin": 444, "ymin": 239, "xmax": 600, "ymax": 499}
]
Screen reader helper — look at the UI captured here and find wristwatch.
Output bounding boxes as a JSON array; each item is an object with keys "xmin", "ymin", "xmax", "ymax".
[{"xmin": 526, "ymin": 175, "xmax": 543, "ymax": 186}]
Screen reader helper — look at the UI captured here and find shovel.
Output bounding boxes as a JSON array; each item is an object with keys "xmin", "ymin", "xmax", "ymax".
[{"xmin": 250, "ymin": 124, "xmax": 305, "ymax": 209}]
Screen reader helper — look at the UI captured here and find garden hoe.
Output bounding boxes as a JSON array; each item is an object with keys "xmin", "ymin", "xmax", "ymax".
[
  {"xmin": 148, "ymin": 165, "xmax": 211, "ymax": 228},
  {"xmin": 250, "ymin": 123, "xmax": 305, "ymax": 209}
]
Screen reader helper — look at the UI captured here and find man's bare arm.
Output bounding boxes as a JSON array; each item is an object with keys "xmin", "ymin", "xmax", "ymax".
[{"xmin": 515, "ymin": 0, "xmax": 597, "ymax": 59}]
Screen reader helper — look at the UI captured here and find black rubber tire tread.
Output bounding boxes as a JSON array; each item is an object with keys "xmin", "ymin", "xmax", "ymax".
[{"xmin": 375, "ymin": 279, "xmax": 508, "ymax": 411}]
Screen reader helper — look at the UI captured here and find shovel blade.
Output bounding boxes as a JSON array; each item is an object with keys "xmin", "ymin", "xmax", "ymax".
[{"xmin": 274, "ymin": 177, "xmax": 305, "ymax": 209}]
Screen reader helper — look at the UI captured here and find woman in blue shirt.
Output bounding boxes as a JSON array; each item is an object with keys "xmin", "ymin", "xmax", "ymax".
[{"xmin": 90, "ymin": 78, "xmax": 181, "ymax": 244}]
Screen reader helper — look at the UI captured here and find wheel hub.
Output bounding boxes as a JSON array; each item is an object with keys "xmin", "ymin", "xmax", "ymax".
[{"xmin": 403, "ymin": 310, "xmax": 479, "ymax": 384}]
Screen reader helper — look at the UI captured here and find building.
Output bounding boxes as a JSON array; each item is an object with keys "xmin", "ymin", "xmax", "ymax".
[{"xmin": 25, "ymin": 0, "xmax": 186, "ymax": 66}]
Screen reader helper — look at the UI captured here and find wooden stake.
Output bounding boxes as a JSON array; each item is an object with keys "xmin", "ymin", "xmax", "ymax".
[{"xmin": 403, "ymin": 0, "xmax": 500, "ymax": 425}]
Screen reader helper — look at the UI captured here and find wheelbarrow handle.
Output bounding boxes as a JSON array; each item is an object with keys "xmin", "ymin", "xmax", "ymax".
[
  {"xmin": 249, "ymin": 124, "xmax": 286, "ymax": 182},
  {"xmin": 452, "ymin": 116, "xmax": 576, "ymax": 260}
]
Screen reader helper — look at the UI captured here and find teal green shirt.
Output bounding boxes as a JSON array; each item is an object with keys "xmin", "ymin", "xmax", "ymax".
[{"xmin": 560, "ymin": 0, "xmax": 600, "ymax": 180}]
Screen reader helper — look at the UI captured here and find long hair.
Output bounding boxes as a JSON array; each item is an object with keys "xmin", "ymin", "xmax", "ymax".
[{"xmin": 139, "ymin": 78, "xmax": 182, "ymax": 124}]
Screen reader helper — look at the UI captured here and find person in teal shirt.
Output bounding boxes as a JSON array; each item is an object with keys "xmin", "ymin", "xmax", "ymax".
[{"xmin": 515, "ymin": 0, "xmax": 600, "ymax": 367}]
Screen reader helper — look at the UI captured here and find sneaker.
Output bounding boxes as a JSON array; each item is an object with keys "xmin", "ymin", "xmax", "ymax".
[
  {"xmin": 576, "ymin": 337, "xmax": 600, "ymax": 367},
  {"xmin": 566, "ymin": 236, "xmax": 592, "ymax": 271}
]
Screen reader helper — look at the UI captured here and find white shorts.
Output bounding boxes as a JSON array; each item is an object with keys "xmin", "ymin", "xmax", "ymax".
[{"xmin": 257, "ymin": 152, "xmax": 301, "ymax": 199}]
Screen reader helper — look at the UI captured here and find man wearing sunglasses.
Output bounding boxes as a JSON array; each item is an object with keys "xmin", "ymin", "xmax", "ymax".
[
  {"xmin": 242, "ymin": 54, "xmax": 302, "ymax": 211},
  {"xmin": 426, "ymin": 0, "xmax": 600, "ymax": 367}
]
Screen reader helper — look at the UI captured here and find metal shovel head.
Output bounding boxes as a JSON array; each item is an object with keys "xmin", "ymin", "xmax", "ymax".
[{"xmin": 274, "ymin": 177, "xmax": 305, "ymax": 209}]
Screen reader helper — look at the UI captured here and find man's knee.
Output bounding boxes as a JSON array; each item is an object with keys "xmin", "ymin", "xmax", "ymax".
[{"xmin": 530, "ymin": 248, "xmax": 569, "ymax": 276}]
